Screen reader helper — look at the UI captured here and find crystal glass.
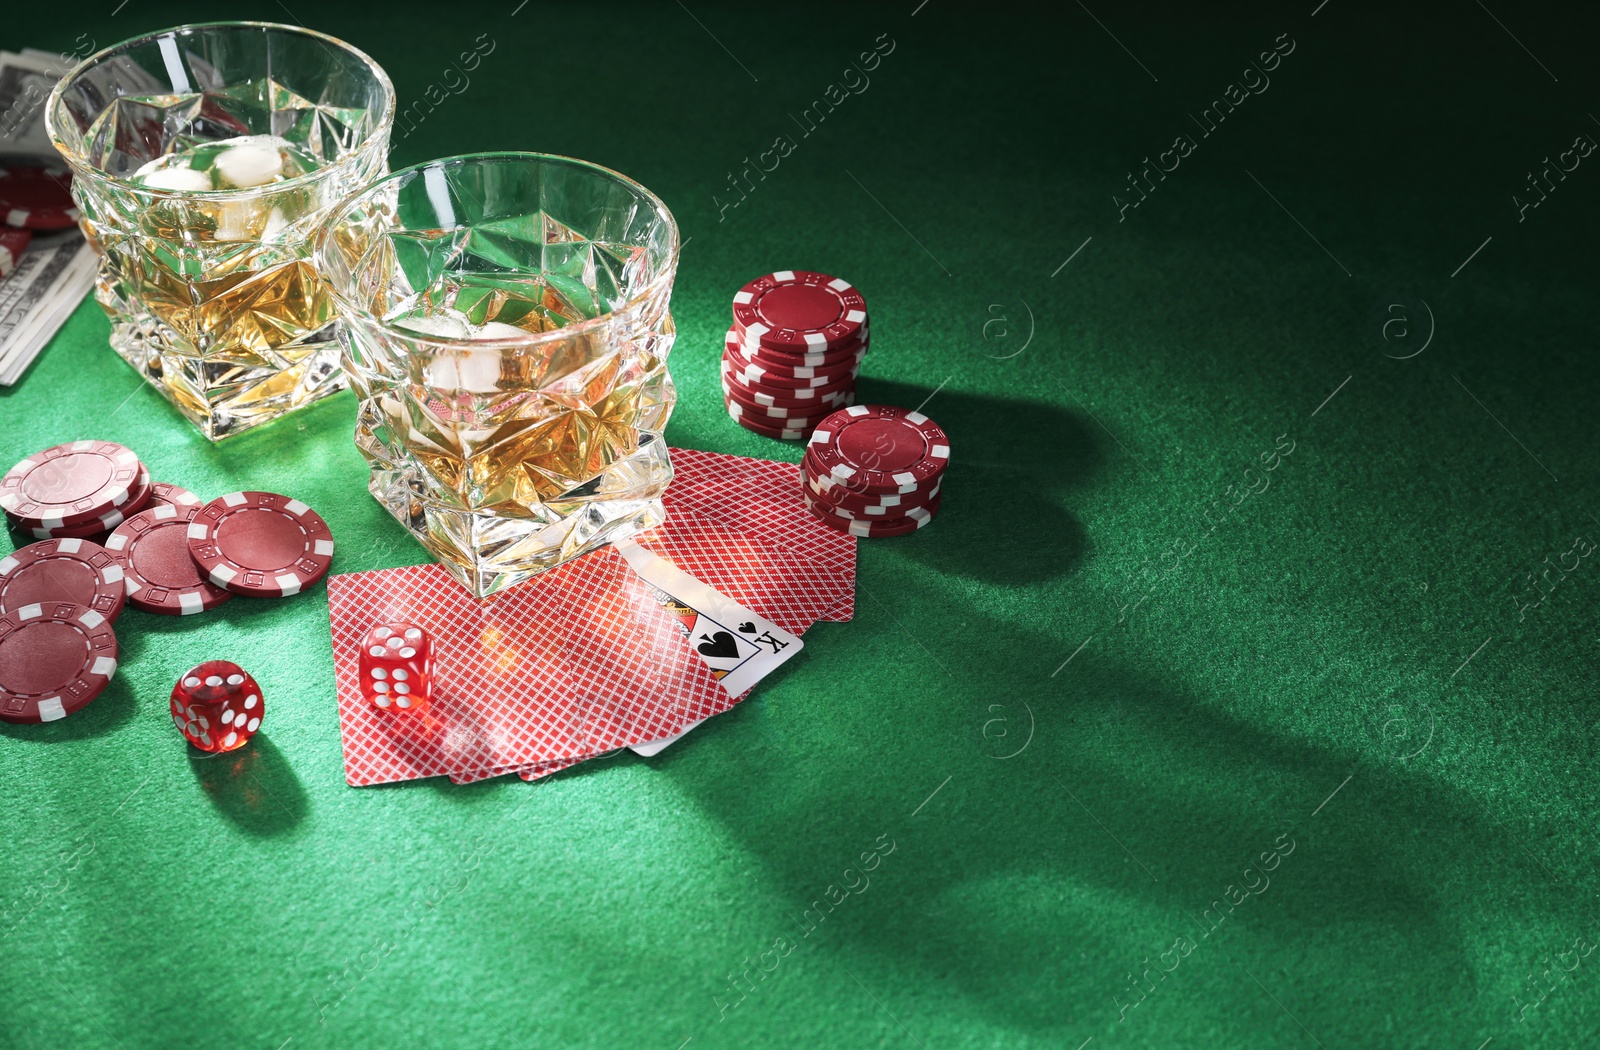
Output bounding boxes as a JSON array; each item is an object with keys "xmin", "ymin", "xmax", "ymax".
[
  {"xmin": 45, "ymin": 22, "xmax": 394, "ymax": 440},
  {"xmin": 315, "ymin": 152, "xmax": 680, "ymax": 596}
]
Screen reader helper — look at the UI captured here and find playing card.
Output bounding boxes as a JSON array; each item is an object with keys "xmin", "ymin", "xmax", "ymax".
[
  {"xmin": 615, "ymin": 536, "xmax": 803, "ymax": 697},
  {"xmin": 662, "ymin": 448, "xmax": 855, "ymax": 622},
  {"xmin": 329, "ymin": 447, "xmax": 857, "ymax": 786},
  {"xmin": 327, "ymin": 549, "xmax": 731, "ymax": 786}
]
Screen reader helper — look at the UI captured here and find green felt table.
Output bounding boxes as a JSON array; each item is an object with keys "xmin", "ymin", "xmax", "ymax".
[{"xmin": 4, "ymin": 2, "xmax": 1600, "ymax": 1047}]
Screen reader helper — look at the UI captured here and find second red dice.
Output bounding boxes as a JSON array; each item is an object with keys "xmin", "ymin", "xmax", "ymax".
[
  {"xmin": 358, "ymin": 622, "xmax": 434, "ymax": 711},
  {"xmin": 171, "ymin": 661, "xmax": 263, "ymax": 752}
]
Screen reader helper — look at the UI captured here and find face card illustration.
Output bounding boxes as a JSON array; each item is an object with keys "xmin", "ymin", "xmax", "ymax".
[{"xmin": 614, "ymin": 537, "xmax": 803, "ymax": 698}]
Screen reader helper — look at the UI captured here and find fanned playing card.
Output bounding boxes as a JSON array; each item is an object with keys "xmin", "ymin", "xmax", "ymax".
[
  {"xmin": 327, "ymin": 550, "xmax": 731, "ymax": 786},
  {"xmin": 329, "ymin": 448, "xmax": 856, "ymax": 786}
]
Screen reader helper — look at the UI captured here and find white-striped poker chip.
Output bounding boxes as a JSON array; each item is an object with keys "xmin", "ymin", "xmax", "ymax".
[
  {"xmin": 0, "ymin": 601, "xmax": 117, "ymax": 723},
  {"xmin": 731, "ymin": 270, "xmax": 868, "ymax": 351},
  {"xmin": 106, "ymin": 504, "xmax": 232, "ymax": 616},
  {"xmin": 806, "ymin": 404, "xmax": 951, "ymax": 494},
  {"xmin": 0, "ymin": 441, "xmax": 142, "ymax": 528},
  {"xmin": 0, "ymin": 227, "xmax": 29, "ymax": 277},
  {"xmin": 186, "ymin": 491, "xmax": 334, "ymax": 597}
]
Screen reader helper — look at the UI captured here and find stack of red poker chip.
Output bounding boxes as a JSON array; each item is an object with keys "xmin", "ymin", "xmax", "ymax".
[
  {"xmin": 0, "ymin": 227, "xmax": 28, "ymax": 280},
  {"xmin": 0, "ymin": 163, "xmax": 78, "ymax": 232},
  {"xmin": 722, "ymin": 269, "xmax": 870, "ymax": 440},
  {"xmin": 0, "ymin": 441, "xmax": 153, "ymax": 541},
  {"xmin": 800, "ymin": 404, "xmax": 950, "ymax": 538}
]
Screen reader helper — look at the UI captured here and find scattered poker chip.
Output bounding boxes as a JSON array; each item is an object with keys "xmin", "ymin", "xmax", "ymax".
[
  {"xmin": 0, "ymin": 539, "xmax": 126, "ymax": 623},
  {"xmin": 106, "ymin": 504, "xmax": 233, "ymax": 616},
  {"xmin": 731, "ymin": 270, "xmax": 868, "ymax": 352},
  {"xmin": 147, "ymin": 482, "xmax": 202, "ymax": 512},
  {"xmin": 803, "ymin": 492, "xmax": 941, "ymax": 537},
  {"xmin": 806, "ymin": 405, "xmax": 950, "ymax": 493},
  {"xmin": 0, "ymin": 441, "xmax": 143, "ymax": 529},
  {"xmin": 0, "ymin": 601, "xmax": 118, "ymax": 724},
  {"xmin": 187, "ymin": 491, "xmax": 334, "ymax": 597},
  {"xmin": 17, "ymin": 464, "xmax": 152, "ymax": 539},
  {"xmin": 0, "ymin": 165, "xmax": 79, "ymax": 231},
  {"xmin": 0, "ymin": 226, "xmax": 29, "ymax": 278}
]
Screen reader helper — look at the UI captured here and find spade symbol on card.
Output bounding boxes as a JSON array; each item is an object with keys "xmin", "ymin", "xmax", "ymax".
[
  {"xmin": 739, "ymin": 622, "xmax": 756, "ymax": 633},
  {"xmin": 696, "ymin": 630, "xmax": 742, "ymax": 659}
]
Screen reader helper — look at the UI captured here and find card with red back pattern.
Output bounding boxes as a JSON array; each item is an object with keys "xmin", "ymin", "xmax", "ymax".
[
  {"xmin": 446, "ymin": 502, "xmax": 839, "ymax": 784},
  {"xmin": 329, "ymin": 548, "xmax": 731, "ymax": 786},
  {"xmin": 335, "ymin": 448, "xmax": 856, "ymax": 786},
  {"xmin": 663, "ymin": 447, "xmax": 855, "ymax": 623}
]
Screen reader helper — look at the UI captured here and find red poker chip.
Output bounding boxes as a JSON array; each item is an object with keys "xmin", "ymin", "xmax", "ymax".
[
  {"xmin": 1, "ymin": 442, "xmax": 143, "ymax": 529},
  {"xmin": 727, "ymin": 323, "xmax": 870, "ymax": 363},
  {"xmin": 729, "ymin": 334, "xmax": 870, "ymax": 374},
  {"xmin": 20, "ymin": 466, "xmax": 153, "ymax": 539},
  {"xmin": 724, "ymin": 398, "xmax": 834, "ymax": 435},
  {"xmin": 720, "ymin": 361, "xmax": 857, "ymax": 407},
  {"xmin": 186, "ymin": 491, "xmax": 334, "ymax": 597},
  {"xmin": 803, "ymin": 490, "xmax": 940, "ymax": 537},
  {"xmin": 106, "ymin": 504, "xmax": 233, "ymax": 616},
  {"xmin": 722, "ymin": 380, "xmax": 852, "ymax": 421},
  {"xmin": 722, "ymin": 349, "xmax": 861, "ymax": 391},
  {"xmin": 806, "ymin": 472, "xmax": 941, "ymax": 516},
  {"xmin": 801, "ymin": 449, "xmax": 925, "ymax": 495},
  {"xmin": 727, "ymin": 408, "xmax": 808, "ymax": 441},
  {"xmin": 0, "ymin": 538, "xmax": 126, "ymax": 623},
  {"xmin": 0, "ymin": 226, "xmax": 29, "ymax": 278},
  {"xmin": 731, "ymin": 270, "xmax": 868, "ymax": 351},
  {"xmin": 806, "ymin": 405, "xmax": 951, "ymax": 493},
  {"xmin": 147, "ymin": 482, "xmax": 202, "ymax": 512},
  {"xmin": 0, "ymin": 166, "xmax": 78, "ymax": 231},
  {"xmin": 0, "ymin": 601, "xmax": 118, "ymax": 724}
]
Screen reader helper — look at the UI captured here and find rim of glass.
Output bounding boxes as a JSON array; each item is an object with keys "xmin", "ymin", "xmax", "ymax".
[
  {"xmin": 315, "ymin": 150, "xmax": 681, "ymax": 352},
  {"xmin": 44, "ymin": 21, "xmax": 396, "ymax": 201}
]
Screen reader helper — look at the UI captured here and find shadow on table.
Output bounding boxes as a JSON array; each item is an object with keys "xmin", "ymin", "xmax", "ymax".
[
  {"xmin": 188, "ymin": 734, "xmax": 307, "ymax": 836},
  {"xmin": 852, "ymin": 376, "xmax": 1103, "ymax": 587},
  {"xmin": 625, "ymin": 575, "xmax": 1576, "ymax": 1045}
]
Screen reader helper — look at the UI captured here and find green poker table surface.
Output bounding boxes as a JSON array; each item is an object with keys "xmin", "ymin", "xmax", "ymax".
[{"xmin": 4, "ymin": 3, "xmax": 1599, "ymax": 1048}]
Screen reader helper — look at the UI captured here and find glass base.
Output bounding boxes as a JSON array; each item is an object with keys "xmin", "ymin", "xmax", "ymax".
[
  {"xmin": 101, "ymin": 288, "xmax": 348, "ymax": 442},
  {"xmin": 364, "ymin": 438, "xmax": 674, "ymax": 597}
]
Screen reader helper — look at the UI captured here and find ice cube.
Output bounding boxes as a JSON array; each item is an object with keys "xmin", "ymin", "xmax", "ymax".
[
  {"xmin": 214, "ymin": 141, "xmax": 285, "ymax": 188},
  {"xmin": 394, "ymin": 313, "xmax": 472, "ymax": 340},
  {"xmin": 470, "ymin": 321, "xmax": 530, "ymax": 341},
  {"xmin": 137, "ymin": 168, "xmax": 213, "ymax": 192}
]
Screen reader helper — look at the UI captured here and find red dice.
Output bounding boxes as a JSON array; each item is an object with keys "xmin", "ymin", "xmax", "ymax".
[
  {"xmin": 171, "ymin": 660, "xmax": 263, "ymax": 752},
  {"xmin": 358, "ymin": 622, "xmax": 433, "ymax": 711}
]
